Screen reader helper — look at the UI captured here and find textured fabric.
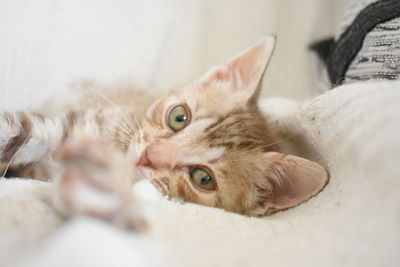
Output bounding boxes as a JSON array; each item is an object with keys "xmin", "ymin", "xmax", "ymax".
[
  {"xmin": 346, "ymin": 17, "xmax": 400, "ymax": 82},
  {"xmin": 1, "ymin": 81, "xmax": 400, "ymax": 267},
  {"xmin": 327, "ymin": 0, "xmax": 400, "ymax": 85},
  {"xmin": 335, "ymin": 0, "xmax": 378, "ymax": 39}
]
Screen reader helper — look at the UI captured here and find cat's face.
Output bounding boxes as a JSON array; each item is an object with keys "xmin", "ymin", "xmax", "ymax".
[{"xmin": 129, "ymin": 37, "xmax": 328, "ymax": 216}]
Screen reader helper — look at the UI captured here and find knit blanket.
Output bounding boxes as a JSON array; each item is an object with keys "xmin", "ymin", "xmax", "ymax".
[
  {"xmin": 327, "ymin": 0, "xmax": 400, "ymax": 84},
  {"xmin": 1, "ymin": 80, "xmax": 399, "ymax": 267}
]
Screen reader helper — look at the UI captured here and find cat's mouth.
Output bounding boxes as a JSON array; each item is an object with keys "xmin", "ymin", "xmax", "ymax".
[
  {"xmin": 132, "ymin": 147, "xmax": 170, "ymax": 196},
  {"xmin": 134, "ymin": 165, "xmax": 169, "ymax": 196},
  {"xmin": 127, "ymin": 144, "xmax": 150, "ymax": 181},
  {"xmin": 148, "ymin": 176, "xmax": 169, "ymax": 196},
  {"xmin": 133, "ymin": 160, "xmax": 153, "ymax": 181}
]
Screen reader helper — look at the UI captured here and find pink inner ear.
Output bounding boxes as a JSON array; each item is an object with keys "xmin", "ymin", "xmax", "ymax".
[
  {"xmin": 200, "ymin": 37, "xmax": 275, "ymax": 95},
  {"xmin": 226, "ymin": 43, "xmax": 269, "ymax": 90},
  {"xmin": 261, "ymin": 152, "xmax": 328, "ymax": 213}
]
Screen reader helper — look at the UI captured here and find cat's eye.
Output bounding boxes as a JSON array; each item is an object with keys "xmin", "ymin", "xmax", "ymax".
[
  {"xmin": 189, "ymin": 167, "xmax": 216, "ymax": 191},
  {"xmin": 167, "ymin": 105, "xmax": 190, "ymax": 132}
]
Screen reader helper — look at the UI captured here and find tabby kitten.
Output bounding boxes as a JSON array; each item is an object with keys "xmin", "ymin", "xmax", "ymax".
[{"xmin": 0, "ymin": 37, "xmax": 328, "ymax": 228}]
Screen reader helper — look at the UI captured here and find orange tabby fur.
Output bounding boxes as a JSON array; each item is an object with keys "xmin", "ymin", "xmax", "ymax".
[{"xmin": 0, "ymin": 36, "xmax": 328, "ymax": 227}]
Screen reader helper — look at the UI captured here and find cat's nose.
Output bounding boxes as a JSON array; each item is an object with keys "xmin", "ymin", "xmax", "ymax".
[
  {"xmin": 137, "ymin": 141, "xmax": 177, "ymax": 170},
  {"xmin": 136, "ymin": 150, "xmax": 155, "ymax": 169}
]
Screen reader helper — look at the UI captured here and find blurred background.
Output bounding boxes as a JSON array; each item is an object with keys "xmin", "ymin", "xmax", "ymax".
[{"xmin": 0, "ymin": 0, "xmax": 347, "ymax": 111}]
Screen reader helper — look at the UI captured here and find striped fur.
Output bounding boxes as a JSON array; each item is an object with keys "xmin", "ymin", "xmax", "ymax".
[
  {"xmin": 2, "ymin": 37, "xmax": 328, "ymax": 220},
  {"xmin": 0, "ymin": 103, "xmax": 146, "ymax": 178}
]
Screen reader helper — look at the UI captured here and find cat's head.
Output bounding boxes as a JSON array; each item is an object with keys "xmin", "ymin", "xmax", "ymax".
[{"xmin": 129, "ymin": 37, "xmax": 328, "ymax": 216}]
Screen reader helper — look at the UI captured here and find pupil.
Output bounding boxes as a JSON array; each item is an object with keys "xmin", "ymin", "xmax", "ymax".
[
  {"xmin": 200, "ymin": 176, "xmax": 211, "ymax": 185},
  {"xmin": 175, "ymin": 114, "xmax": 187, "ymax": 123}
]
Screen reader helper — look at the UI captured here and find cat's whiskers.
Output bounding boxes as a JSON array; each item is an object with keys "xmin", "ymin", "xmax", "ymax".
[
  {"xmin": 148, "ymin": 176, "xmax": 169, "ymax": 195},
  {"xmin": 225, "ymin": 135, "xmax": 297, "ymax": 159},
  {"xmin": 87, "ymin": 86, "xmax": 139, "ymax": 136},
  {"xmin": 104, "ymin": 137, "xmax": 131, "ymax": 148},
  {"xmin": 98, "ymin": 126, "xmax": 132, "ymax": 144},
  {"xmin": 109, "ymin": 107, "xmax": 138, "ymax": 137},
  {"xmin": 147, "ymin": 100, "xmax": 162, "ymax": 120},
  {"xmin": 121, "ymin": 118, "xmax": 138, "ymax": 137},
  {"xmin": 100, "ymin": 115, "xmax": 136, "ymax": 140},
  {"xmin": 85, "ymin": 98, "xmax": 137, "ymax": 138},
  {"xmin": 126, "ymin": 106, "xmax": 142, "ymax": 132}
]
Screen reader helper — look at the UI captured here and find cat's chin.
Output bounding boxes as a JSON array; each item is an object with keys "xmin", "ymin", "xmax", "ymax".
[
  {"xmin": 133, "ymin": 164, "xmax": 156, "ymax": 184},
  {"xmin": 127, "ymin": 142, "xmax": 161, "ymax": 184},
  {"xmin": 134, "ymin": 165, "xmax": 151, "ymax": 180},
  {"xmin": 133, "ymin": 166, "xmax": 169, "ymax": 196}
]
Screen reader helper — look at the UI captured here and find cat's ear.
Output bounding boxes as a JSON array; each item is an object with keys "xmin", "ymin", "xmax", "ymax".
[
  {"xmin": 249, "ymin": 152, "xmax": 328, "ymax": 216},
  {"xmin": 199, "ymin": 36, "xmax": 275, "ymax": 105}
]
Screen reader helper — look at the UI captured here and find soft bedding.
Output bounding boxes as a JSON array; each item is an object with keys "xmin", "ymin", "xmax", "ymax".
[{"xmin": 1, "ymin": 80, "xmax": 399, "ymax": 267}]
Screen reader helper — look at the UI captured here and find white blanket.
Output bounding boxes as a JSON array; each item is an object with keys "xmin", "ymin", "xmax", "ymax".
[{"xmin": 1, "ymin": 80, "xmax": 399, "ymax": 267}]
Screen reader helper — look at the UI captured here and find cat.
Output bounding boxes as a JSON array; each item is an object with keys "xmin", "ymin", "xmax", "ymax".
[{"xmin": 0, "ymin": 36, "xmax": 328, "ymax": 230}]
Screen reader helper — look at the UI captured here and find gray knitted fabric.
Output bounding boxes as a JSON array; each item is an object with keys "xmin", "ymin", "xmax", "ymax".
[
  {"xmin": 338, "ymin": 0, "xmax": 400, "ymax": 83},
  {"xmin": 336, "ymin": 0, "xmax": 378, "ymax": 39},
  {"xmin": 346, "ymin": 17, "xmax": 400, "ymax": 82}
]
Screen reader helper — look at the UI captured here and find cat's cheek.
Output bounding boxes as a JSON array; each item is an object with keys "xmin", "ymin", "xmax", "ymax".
[
  {"xmin": 172, "ymin": 178, "xmax": 220, "ymax": 208},
  {"xmin": 165, "ymin": 173, "xmax": 194, "ymax": 202}
]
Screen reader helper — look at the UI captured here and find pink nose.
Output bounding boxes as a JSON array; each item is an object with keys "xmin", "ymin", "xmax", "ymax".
[
  {"xmin": 136, "ymin": 150, "xmax": 155, "ymax": 169},
  {"xmin": 136, "ymin": 142, "xmax": 176, "ymax": 170}
]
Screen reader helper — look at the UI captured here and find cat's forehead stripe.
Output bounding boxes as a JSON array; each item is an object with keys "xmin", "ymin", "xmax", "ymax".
[{"xmin": 203, "ymin": 110, "xmax": 273, "ymax": 152}]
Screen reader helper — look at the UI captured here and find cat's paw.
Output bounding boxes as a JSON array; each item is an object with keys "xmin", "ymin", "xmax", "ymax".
[{"xmin": 54, "ymin": 133, "xmax": 147, "ymax": 232}]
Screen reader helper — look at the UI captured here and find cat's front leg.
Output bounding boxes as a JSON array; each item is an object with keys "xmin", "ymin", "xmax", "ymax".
[
  {"xmin": 0, "ymin": 112, "xmax": 64, "ymax": 172},
  {"xmin": 53, "ymin": 134, "xmax": 148, "ymax": 232}
]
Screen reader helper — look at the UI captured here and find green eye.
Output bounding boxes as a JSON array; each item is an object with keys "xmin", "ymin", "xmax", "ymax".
[
  {"xmin": 189, "ymin": 168, "xmax": 216, "ymax": 191},
  {"xmin": 167, "ymin": 105, "xmax": 190, "ymax": 132}
]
